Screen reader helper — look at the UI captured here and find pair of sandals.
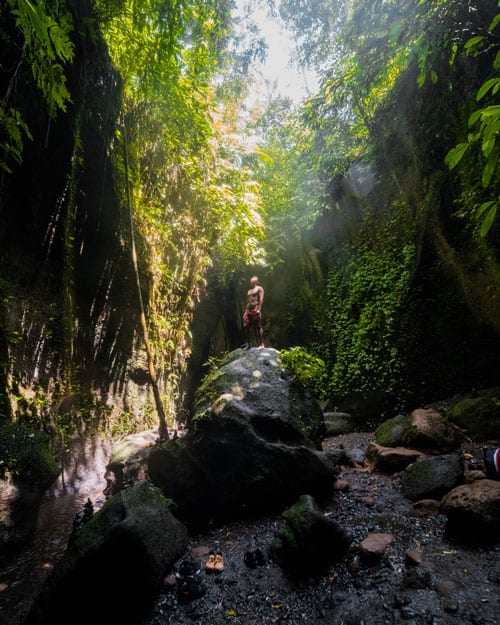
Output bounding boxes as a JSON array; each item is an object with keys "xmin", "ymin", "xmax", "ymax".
[{"xmin": 204, "ymin": 550, "xmax": 224, "ymax": 573}]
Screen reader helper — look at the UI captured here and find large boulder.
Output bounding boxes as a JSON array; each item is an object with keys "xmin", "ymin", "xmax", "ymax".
[
  {"xmin": 23, "ymin": 481, "xmax": 188, "ymax": 625},
  {"xmin": 440, "ymin": 479, "xmax": 500, "ymax": 538},
  {"xmin": 148, "ymin": 348, "xmax": 337, "ymax": 531},
  {"xmin": 401, "ymin": 408, "xmax": 463, "ymax": 452},
  {"xmin": 401, "ymin": 454, "xmax": 464, "ymax": 501},
  {"xmin": 447, "ymin": 396, "xmax": 500, "ymax": 441},
  {"xmin": 373, "ymin": 409, "xmax": 463, "ymax": 453}
]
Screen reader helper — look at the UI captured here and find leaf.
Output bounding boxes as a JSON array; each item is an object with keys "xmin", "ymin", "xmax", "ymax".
[
  {"xmin": 464, "ymin": 36, "xmax": 485, "ymax": 54},
  {"xmin": 482, "ymin": 147, "xmax": 499, "ymax": 187},
  {"xmin": 477, "ymin": 78, "xmax": 500, "ymax": 101},
  {"xmin": 444, "ymin": 143, "xmax": 469, "ymax": 169},
  {"xmin": 430, "ymin": 70, "xmax": 438, "ymax": 84},
  {"xmin": 479, "ymin": 203, "xmax": 497, "ymax": 237},
  {"xmin": 489, "ymin": 13, "xmax": 500, "ymax": 30}
]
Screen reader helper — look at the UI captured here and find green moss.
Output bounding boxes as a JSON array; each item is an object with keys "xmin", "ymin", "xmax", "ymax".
[
  {"xmin": 0, "ymin": 422, "xmax": 60, "ymax": 488},
  {"xmin": 448, "ymin": 396, "xmax": 500, "ymax": 438},
  {"xmin": 374, "ymin": 414, "xmax": 409, "ymax": 447}
]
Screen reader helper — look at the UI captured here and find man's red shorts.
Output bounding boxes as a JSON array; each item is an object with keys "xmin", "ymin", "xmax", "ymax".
[{"xmin": 243, "ymin": 308, "xmax": 262, "ymax": 329}]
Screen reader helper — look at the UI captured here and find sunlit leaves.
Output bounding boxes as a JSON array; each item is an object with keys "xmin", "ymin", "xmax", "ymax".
[
  {"xmin": 7, "ymin": 0, "xmax": 74, "ymax": 111},
  {"xmin": 1, "ymin": 0, "xmax": 74, "ymax": 171}
]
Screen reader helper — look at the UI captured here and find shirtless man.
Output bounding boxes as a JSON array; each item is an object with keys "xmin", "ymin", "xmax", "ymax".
[{"xmin": 242, "ymin": 276, "xmax": 264, "ymax": 348}]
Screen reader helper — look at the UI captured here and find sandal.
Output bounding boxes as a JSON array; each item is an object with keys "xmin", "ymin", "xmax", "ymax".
[
  {"xmin": 204, "ymin": 551, "xmax": 216, "ymax": 572},
  {"xmin": 213, "ymin": 552, "xmax": 224, "ymax": 573}
]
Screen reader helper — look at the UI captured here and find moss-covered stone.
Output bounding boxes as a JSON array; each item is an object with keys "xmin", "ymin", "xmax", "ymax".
[
  {"xmin": 447, "ymin": 396, "xmax": 500, "ymax": 441},
  {"xmin": 374, "ymin": 414, "xmax": 409, "ymax": 447},
  {"xmin": 401, "ymin": 454, "xmax": 463, "ymax": 501},
  {"xmin": 270, "ymin": 494, "xmax": 351, "ymax": 576},
  {"xmin": 24, "ymin": 481, "xmax": 187, "ymax": 625}
]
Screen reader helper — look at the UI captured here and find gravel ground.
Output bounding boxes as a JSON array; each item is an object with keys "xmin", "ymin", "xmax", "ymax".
[{"xmin": 140, "ymin": 433, "xmax": 500, "ymax": 625}]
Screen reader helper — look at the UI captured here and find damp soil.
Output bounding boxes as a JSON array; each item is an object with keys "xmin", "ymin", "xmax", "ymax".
[
  {"xmin": 1, "ymin": 433, "xmax": 499, "ymax": 625},
  {"xmin": 140, "ymin": 433, "xmax": 500, "ymax": 625}
]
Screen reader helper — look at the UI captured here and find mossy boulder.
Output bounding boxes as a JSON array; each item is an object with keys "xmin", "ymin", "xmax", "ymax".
[
  {"xmin": 374, "ymin": 414, "xmax": 410, "ymax": 447},
  {"xmin": 23, "ymin": 481, "xmax": 188, "ymax": 625},
  {"xmin": 270, "ymin": 494, "xmax": 351, "ymax": 576},
  {"xmin": 148, "ymin": 348, "xmax": 337, "ymax": 531},
  {"xmin": 447, "ymin": 396, "xmax": 500, "ymax": 441}
]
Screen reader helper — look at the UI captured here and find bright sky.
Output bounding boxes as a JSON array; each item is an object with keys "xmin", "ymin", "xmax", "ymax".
[{"xmin": 235, "ymin": 2, "xmax": 318, "ymax": 105}]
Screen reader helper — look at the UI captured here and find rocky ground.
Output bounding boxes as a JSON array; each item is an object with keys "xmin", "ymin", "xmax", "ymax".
[
  {"xmin": 139, "ymin": 433, "xmax": 499, "ymax": 625},
  {"xmin": 1, "ymin": 432, "xmax": 499, "ymax": 625}
]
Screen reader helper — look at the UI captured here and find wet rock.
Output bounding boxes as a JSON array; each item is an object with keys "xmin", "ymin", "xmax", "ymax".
[
  {"xmin": 401, "ymin": 408, "xmax": 464, "ymax": 452},
  {"xmin": 366, "ymin": 442, "xmax": 425, "ymax": 473},
  {"xmin": 270, "ymin": 494, "xmax": 351, "ymax": 575},
  {"xmin": 401, "ymin": 454, "xmax": 463, "ymax": 501},
  {"xmin": 358, "ymin": 532, "xmax": 394, "ymax": 560},
  {"xmin": 148, "ymin": 348, "xmax": 337, "ymax": 531},
  {"xmin": 447, "ymin": 396, "xmax": 500, "ymax": 441},
  {"xmin": 440, "ymin": 479, "xmax": 500, "ymax": 537}
]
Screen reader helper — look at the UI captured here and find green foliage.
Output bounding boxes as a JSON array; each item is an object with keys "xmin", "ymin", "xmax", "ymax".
[
  {"xmin": 317, "ymin": 199, "xmax": 417, "ymax": 406},
  {"xmin": 1, "ymin": 0, "xmax": 74, "ymax": 171},
  {"xmin": 0, "ymin": 421, "xmax": 59, "ymax": 486},
  {"xmin": 279, "ymin": 346, "xmax": 328, "ymax": 399},
  {"xmin": 444, "ymin": 3, "xmax": 500, "ymax": 236}
]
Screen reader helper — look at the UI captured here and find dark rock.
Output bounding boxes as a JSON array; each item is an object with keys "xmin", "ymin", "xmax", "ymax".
[
  {"xmin": 148, "ymin": 348, "xmax": 337, "ymax": 530},
  {"xmin": 23, "ymin": 481, "xmax": 188, "ymax": 625},
  {"xmin": 401, "ymin": 454, "xmax": 463, "ymax": 501},
  {"xmin": 440, "ymin": 479, "xmax": 500, "ymax": 537},
  {"xmin": 270, "ymin": 494, "xmax": 351, "ymax": 575},
  {"xmin": 447, "ymin": 396, "xmax": 500, "ymax": 441}
]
